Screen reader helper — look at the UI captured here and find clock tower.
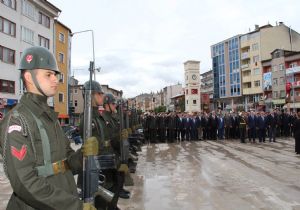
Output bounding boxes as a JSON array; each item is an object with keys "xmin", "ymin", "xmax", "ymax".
[{"xmin": 184, "ymin": 60, "xmax": 201, "ymax": 113}]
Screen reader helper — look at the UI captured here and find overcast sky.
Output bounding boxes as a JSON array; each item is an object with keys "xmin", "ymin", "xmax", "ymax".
[{"xmin": 49, "ymin": 0, "xmax": 300, "ymax": 98}]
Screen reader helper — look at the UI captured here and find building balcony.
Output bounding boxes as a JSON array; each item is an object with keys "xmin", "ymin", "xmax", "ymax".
[
  {"xmin": 242, "ymin": 76, "xmax": 251, "ymax": 83},
  {"xmin": 243, "ymin": 87, "xmax": 263, "ymax": 95},
  {"xmin": 241, "ymin": 64, "xmax": 250, "ymax": 70},
  {"xmin": 286, "ymin": 66, "xmax": 300, "ymax": 75},
  {"xmin": 241, "ymin": 52, "xmax": 250, "ymax": 60}
]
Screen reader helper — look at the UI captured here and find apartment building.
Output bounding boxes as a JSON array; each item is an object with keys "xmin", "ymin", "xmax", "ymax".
[
  {"xmin": 211, "ymin": 35, "xmax": 243, "ymax": 110},
  {"xmin": 241, "ymin": 23, "xmax": 300, "ymax": 111},
  {"xmin": 200, "ymin": 70, "xmax": 213, "ymax": 111},
  {"xmin": 0, "ymin": 0, "xmax": 60, "ymax": 115},
  {"xmin": 262, "ymin": 50, "xmax": 300, "ymax": 111},
  {"xmin": 54, "ymin": 20, "xmax": 72, "ymax": 125}
]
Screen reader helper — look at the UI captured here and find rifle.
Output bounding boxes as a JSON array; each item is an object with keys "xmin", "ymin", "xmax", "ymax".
[
  {"xmin": 82, "ymin": 61, "xmax": 114, "ymax": 204},
  {"xmin": 118, "ymin": 99, "xmax": 129, "ymax": 172}
]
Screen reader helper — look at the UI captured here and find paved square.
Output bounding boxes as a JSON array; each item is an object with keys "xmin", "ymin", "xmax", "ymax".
[{"xmin": 119, "ymin": 138, "xmax": 300, "ymax": 210}]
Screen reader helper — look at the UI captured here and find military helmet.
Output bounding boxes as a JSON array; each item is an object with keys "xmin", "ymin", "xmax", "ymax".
[
  {"xmin": 83, "ymin": 80, "xmax": 104, "ymax": 95},
  {"xmin": 103, "ymin": 93, "xmax": 116, "ymax": 105},
  {"xmin": 19, "ymin": 46, "xmax": 60, "ymax": 73}
]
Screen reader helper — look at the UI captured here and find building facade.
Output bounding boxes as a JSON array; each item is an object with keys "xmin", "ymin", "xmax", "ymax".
[
  {"xmin": 0, "ymin": 0, "xmax": 60, "ymax": 115},
  {"xmin": 200, "ymin": 69, "xmax": 213, "ymax": 111},
  {"xmin": 211, "ymin": 35, "xmax": 243, "ymax": 111},
  {"xmin": 241, "ymin": 23, "xmax": 300, "ymax": 111},
  {"xmin": 184, "ymin": 60, "xmax": 201, "ymax": 112},
  {"xmin": 54, "ymin": 20, "xmax": 72, "ymax": 125}
]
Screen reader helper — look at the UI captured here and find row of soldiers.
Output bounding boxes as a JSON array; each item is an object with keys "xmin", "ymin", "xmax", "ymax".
[
  {"xmin": 141, "ymin": 109, "xmax": 297, "ymax": 143},
  {"xmin": 0, "ymin": 46, "xmax": 142, "ymax": 210}
]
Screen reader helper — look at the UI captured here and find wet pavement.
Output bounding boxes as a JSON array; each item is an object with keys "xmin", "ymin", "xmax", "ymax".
[
  {"xmin": 1, "ymin": 138, "xmax": 300, "ymax": 210},
  {"xmin": 119, "ymin": 138, "xmax": 300, "ymax": 210}
]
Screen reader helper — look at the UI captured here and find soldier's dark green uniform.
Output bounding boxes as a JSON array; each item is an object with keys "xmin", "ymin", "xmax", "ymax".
[
  {"xmin": 0, "ymin": 46, "xmax": 86, "ymax": 210},
  {"xmin": 79, "ymin": 82, "xmax": 118, "ymax": 210},
  {"xmin": 0, "ymin": 93, "xmax": 83, "ymax": 210}
]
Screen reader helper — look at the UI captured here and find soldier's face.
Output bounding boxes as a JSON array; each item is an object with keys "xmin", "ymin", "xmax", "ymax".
[
  {"xmin": 30, "ymin": 69, "xmax": 59, "ymax": 96},
  {"xmin": 94, "ymin": 93, "xmax": 104, "ymax": 106}
]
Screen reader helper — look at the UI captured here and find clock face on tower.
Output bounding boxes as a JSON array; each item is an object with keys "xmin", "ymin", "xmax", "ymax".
[{"xmin": 192, "ymin": 74, "xmax": 197, "ymax": 80}]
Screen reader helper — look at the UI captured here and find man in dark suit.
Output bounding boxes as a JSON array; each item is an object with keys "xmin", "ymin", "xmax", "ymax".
[
  {"xmin": 256, "ymin": 111, "xmax": 267, "ymax": 143},
  {"xmin": 202, "ymin": 112, "xmax": 209, "ymax": 140},
  {"xmin": 267, "ymin": 110, "xmax": 277, "ymax": 142},
  {"xmin": 209, "ymin": 111, "xmax": 218, "ymax": 140},
  {"xmin": 184, "ymin": 114, "xmax": 192, "ymax": 141},
  {"xmin": 248, "ymin": 110, "xmax": 256, "ymax": 143}
]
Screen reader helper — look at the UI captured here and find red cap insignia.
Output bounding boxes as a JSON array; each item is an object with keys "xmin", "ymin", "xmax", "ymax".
[
  {"xmin": 26, "ymin": 54, "xmax": 33, "ymax": 63},
  {"xmin": 11, "ymin": 145, "xmax": 27, "ymax": 161}
]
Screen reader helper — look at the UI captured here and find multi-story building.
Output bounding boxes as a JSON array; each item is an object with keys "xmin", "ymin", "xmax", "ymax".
[
  {"xmin": 212, "ymin": 22, "xmax": 300, "ymax": 112},
  {"xmin": 200, "ymin": 70, "xmax": 213, "ymax": 111},
  {"xmin": 184, "ymin": 60, "xmax": 201, "ymax": 113},
  {"xmin": 241, "ymin": 23, "xmax": 300, "ymax": 111},
  {"xmin": 211, "ymin": 35, "xmax": 243, "ymax": 111},
  {"xmin": 54, "ymin": 20, "xmax": 72, "ymax": 125},
  {"xmin": 262, "ymin": 49, "xmax": 300, "ymax": 111},
  {"xmin": 69, "ymin": 80, "xmax": 123, "ymax": 125},
  {"xmin": 163, "ymin": 84, "xmax": 182, "ymax": 111},
  {"xmin": 0, "ymin": 0, "xmax": 61, "ymax": 115}
]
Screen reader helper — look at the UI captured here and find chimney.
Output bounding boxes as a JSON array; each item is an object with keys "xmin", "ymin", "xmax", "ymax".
[
  {"xmin": 255, "ymin": 24, "xmax": 259, "ymax": 30},
  {"xmin": 279, "ymin": 21, "xmax": 284, "ymax": 25}
]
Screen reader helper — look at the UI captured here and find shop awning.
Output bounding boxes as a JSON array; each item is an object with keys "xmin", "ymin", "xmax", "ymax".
[{"xmin": 58, "ymin": 114, "xmax": 69, "ymax": 119}]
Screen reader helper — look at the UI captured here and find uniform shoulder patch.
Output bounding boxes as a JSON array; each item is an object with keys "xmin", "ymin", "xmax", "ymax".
[
  {"xmin": 11, "ymin": 145, "xmax": 27, "ymax": 161},
  {"xmin": 8, "ymin": 125, "xmax": 22, "ymax": 133}
]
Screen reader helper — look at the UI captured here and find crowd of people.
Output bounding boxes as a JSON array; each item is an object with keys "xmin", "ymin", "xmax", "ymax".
[{"xmin": 141, "ymin": 109, "xmax": 300, "ymax": 154}]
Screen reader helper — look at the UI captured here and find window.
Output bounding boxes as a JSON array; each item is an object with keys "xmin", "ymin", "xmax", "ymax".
[
  {"xmin": 253, "ymin": 55, "xmax": 259, "ymax": 63},
  {"xmin": 272, "ymin": 65, "xmax": 278, "ymax": 72},
  {"xmin": 58, "ymin": 93, "xmax": 64, "ymax": 102},
  {"xmin": 193, "ymin": 100, "xmax": 196, "ymax": 104},
  {"xmin": 58, "ymin": 53, "xmax": 64, "ymax": 63},
  {"xmin": 273, "ymin": 91, "xmax": 278, "ymax": 98},
  {"xmin": 252, "ymin": 43, "xmax": 259, "ymax": 51},
  {"xmin": 58, "ymin": 73, "xmax": 64, "ymax": 83},
  {"xmin": 0, "ymin": 16, "xmax": 16, "ymax": 36},
  {"xmin": 280, "ymin": 90, "xmax": 285, "ymax": 98},
  {"xmin": 22, "ymin": 0, "xmax": 35, "ymax": 20},
  {"xmin": 59, "ymin": 32, "xmax": 65, "ymax": 43},
  {"xmin": 273, "ymin": 78, "xmax": 278, "ymax": 86},
  {"xmin": 38, "ymin": 35, "xmax": 49, "ymax": 49},
  {"xmin": 279, "ymin": 64, "xmax": 284, "ymax": 71},
  {"xmin": 0, "ymin": 79, "xmax": 15, "ymax": 93},
  {"xmin": 2, "ymin": 0, "xmax": 16, "ymax": 9},
  {"xmin": 74, "ymin": 100, "xmax": 78, "ymax": 107},
  {"xmin": 0, "ymin": 45, "xmax": 15, "ymax": 64},
  {"xmin": 74, "ymin": 88, "xmax": 78, "ymax": 94},
  {"xmin": 186, "ymin": 100, "xmax": 188, "ymax": 104},
  {"xmin": 290, "ymin": 62, "xmax": 298, "ymax": 68},
  {"xmin": 254, "ymin": 80, "xmax": 260, "ymax": 87},
  {"xmin": 38, "ymin": 12, "xmax": 50, "ymax": 28},
  {"xmin": 253, "ymin": 68, "xmax": 260, "ymax": 75},
  {"xmin": 186, "ymin": 89, "xmax": 188, "ymax": 95},
  {"xmin": 279, "ymin": 77, "xmax": 285, "ymax": 85},
  {"xmin": 21, "ymin": 26, "xmax": 34, "ymax": 44}
]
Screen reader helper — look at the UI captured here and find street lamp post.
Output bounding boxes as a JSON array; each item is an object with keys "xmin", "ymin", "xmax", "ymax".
[{"xmin": 71, "ymin": 30, "xmax": 96, "ymax": 80}]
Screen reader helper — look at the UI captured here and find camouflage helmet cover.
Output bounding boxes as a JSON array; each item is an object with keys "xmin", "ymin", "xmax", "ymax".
[{"xmin": 19, "ymin": 46, "xmax": 60, "ymax": 73}]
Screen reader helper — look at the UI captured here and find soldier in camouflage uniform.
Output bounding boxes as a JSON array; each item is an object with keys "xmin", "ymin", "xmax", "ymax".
[{"xmin": 0, "ymin": 46, "xmax": 96, "ymax": 210}]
